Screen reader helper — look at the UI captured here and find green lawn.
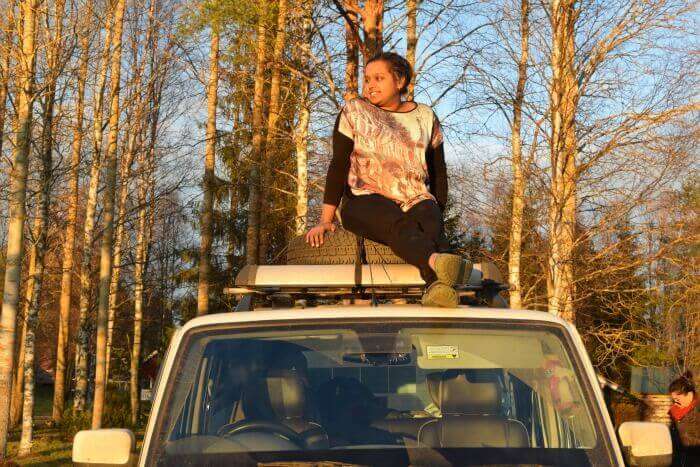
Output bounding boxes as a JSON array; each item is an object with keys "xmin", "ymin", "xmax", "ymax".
[
  {"xmin": 6, "ymin": 434, "xmax": 72, "ymax": 466},
  {"xmin": 5, "ymin": 385, "xmax": 71, "ymax": 466},
  {"xmin": 4, "ymin": 385, "xmax": 146, "ymax": 465}
]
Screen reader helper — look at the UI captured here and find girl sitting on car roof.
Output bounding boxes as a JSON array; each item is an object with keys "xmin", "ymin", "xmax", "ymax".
[{"xmin": 305, "ymin": 52, "xmax": 470, "ymax": 308}]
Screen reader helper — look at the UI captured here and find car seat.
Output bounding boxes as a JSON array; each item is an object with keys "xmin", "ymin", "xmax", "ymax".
[
  {"xmin": 418, "ymin": 370, "xmax": 529, "ymax": 448},
  {"xmin": 241, "ymin": 369, "xmax": 329, "ymax": 449}
]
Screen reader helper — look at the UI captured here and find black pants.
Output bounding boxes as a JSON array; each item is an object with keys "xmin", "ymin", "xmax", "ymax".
[{"xmin": 340, "ymin": 194, "xmax": 449, "ymax": 285}]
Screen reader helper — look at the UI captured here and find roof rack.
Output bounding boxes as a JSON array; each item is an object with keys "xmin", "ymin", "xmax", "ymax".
[{"xmin": 226, "ymin": 263, "xmax": 509, "ymax": 311}]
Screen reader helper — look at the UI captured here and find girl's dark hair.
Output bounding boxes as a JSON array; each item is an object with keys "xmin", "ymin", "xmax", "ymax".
[
  {"xmin": 366, "ymin": 52, "xmax": 413, "ymax": 96},
  {"xmin": 669, "ymin": 371, "xmax": 696, "ymax": 394}
]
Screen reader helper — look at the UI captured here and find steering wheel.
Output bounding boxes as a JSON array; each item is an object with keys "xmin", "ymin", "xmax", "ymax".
[{"xmin": 217, "ymin": 420, "xmax": 306, "ymax": 447}]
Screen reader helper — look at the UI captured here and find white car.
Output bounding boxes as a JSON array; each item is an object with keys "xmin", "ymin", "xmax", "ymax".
[{"xmin": 73, "ymin": 263, "xmax": 673, "ymax": 466}]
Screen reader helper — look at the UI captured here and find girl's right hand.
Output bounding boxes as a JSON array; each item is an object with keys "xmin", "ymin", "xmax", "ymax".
[{"xmin": 305, "ymin": 222, "xmax": 336, "ymax": 247}]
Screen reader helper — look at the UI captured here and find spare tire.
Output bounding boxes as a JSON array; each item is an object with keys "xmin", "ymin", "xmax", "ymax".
[{"xmin": 286, "ymin": 229, "xmax": 404, "ymax": 265}]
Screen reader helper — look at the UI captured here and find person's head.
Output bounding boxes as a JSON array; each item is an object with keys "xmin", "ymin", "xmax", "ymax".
[
  {"xmin": 669, "ymin": 371, "xmax": 696, "ymax": 407},
  {"xmin": 363, "ymin": 52, "xmax": 413, "ymax": 106}
]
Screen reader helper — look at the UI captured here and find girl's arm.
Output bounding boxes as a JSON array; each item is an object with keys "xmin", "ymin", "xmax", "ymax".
[
  {"xmin": 426, "ymin": 142, "xmax": 447, "ymax": 211},
  {"xmin": 322, "ymin": 112, "xmax": 354, "ymax": 208},
  {"xmin": 318, "ymin": 203, "xmax": 337, "ymax": 225},
  {"xmin": 306, "ymin": 112, "xmax": 354, "ymax": 247}
]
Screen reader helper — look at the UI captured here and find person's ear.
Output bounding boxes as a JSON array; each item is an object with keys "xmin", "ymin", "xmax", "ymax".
[{"xmin": 396, "ymin": 75, "xmax": 406, "ymax": 93}]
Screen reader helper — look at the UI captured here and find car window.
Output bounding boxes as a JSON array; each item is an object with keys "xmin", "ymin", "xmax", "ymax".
[{"xmin": 146, "ymin": 320, "xmax": 613, "ymax": 466}]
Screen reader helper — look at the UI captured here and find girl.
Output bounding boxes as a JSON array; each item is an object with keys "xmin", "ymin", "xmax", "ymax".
[
  {"xmin": 668, "ymin": 371, "xmax": 699, "ymax": 466},
  {"xmin": 305, "ymin": 52, "xmax": 471, "ymax": 307}
]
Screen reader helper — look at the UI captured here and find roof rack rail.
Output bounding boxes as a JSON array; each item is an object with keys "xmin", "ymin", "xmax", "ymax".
[{"xmin": 226, "ymin": 263, "xmax": 509, "ymax": 311}]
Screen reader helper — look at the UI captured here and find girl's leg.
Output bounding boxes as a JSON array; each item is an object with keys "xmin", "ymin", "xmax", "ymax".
[
  {"xmin": 405, "ymin": 200, "xmax": 450, "ymax": 254},
  {"xmin": 341, "ymin": 194, "xmax": 437, "ymax": 284},
  {"xmin": 408, "ymin": 200, "xmax": 472, "ymax": 288}
]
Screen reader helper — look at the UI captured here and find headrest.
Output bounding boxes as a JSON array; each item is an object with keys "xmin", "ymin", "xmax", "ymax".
[
  {"xmin": 268, "ymin": 348, "xmax": 308, "ymax": 376},
  {"xmin": 427, "ymin": 370, "xmax": 502, "ymax": 415},
  {"xmin": 242, "ymin": 369, "xmax": 307, "ymax": 421}
]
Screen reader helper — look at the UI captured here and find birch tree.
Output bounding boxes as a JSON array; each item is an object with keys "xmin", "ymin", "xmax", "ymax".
[
  {"xmin": 547, "ymin": 0, "xmax": 578, "ymax": 321},
  {"xmin": 74, "ymin": 2, "xmax": 116, "ymax": 412},
  {"xmin": 245, "ymin": 5, "xmax": 269, "ymax": 265},
  {"xmin": 133, "ymin": 0, "xmax": 166, "ymax": 418},
  {"xmin": 92, "ymin": 0, "xmax": 127, "ymax": 429},
  {"xmin": 53, "ymin": 0, "xmax": 92, "ymax": 423},
  {"xmin": 197, "ymin": 22, "xmax": 220, "ymax": 315},
  {"xmin": 294, "ymin": 0, "xmax": 313, "ymax": 235},
  {"xmin": 336, "ymin": 0, "xmax": 383, "ymax": 64},
  {"xmin": 405, "ymin": 0, "xmax": 417, "ymax": 100},
  {"xmin": 131, "ymin": 156, "xmax": 150, "ymax": 424},
  {"xmin": 0, "ymin": 0, "xmax": 39, "ymax": 456},
  {"xmin": 106, "ymin": 21, "xmax": 151, "ymax": 379},
  {"xmin": 0, "ymin": 8, "xmax": 12, "ymax": 158},
  {"xmin": 258, "ymin": 0, "xmax": 289, "ymax": 263},
  {"xmin": 343, "ymin": 9, "xmax": 358, "ymax": 100},
  {"xmin": 507, "ymin": 0, "xmax": 530, "ymax": 309},
  {"xmin": 18, "ymin": 0, "xmax": 65, "ymax": 452}
]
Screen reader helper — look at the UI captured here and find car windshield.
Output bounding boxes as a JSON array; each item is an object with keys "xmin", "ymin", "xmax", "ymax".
[{"xmin": 146, "ymin": 319, "xmax": 614, "ymax": 466}]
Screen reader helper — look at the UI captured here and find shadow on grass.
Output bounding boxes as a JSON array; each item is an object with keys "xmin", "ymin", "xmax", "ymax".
[{"xmin": 7, "ymin": 439, "xmax": 72, "ymax": 466}]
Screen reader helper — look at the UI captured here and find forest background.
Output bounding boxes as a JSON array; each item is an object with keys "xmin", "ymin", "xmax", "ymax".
[{"xmin": 0, "ymin": 0, "xmax": 697, "ymax": 459}]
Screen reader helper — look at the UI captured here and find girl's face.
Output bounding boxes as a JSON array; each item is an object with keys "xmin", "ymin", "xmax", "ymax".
[
  {"xmin": 671, "ymin": 390, "xmax": 694, "ymax": 408},
  {"xmin": 363, "ymin": 60, "xmax": 405, "ymax": 106}
]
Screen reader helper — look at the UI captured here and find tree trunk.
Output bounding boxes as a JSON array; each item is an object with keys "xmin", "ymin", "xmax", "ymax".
[
  {"xmin": 92, "ymin": 0, "xmax": 127, "ymax": 429},
  {"xmin": 405, "ymin": 0, "xmax": 417, "ymax": 100},
  {"xmin": 132, "ymin": 3, "xmax": 162, "ymax": 413},
  {"xmin": 197, "ymin": 27, "xmax": 219, "ymax": 316},
  {"xmin": 0, "ymin": 0, "xmax": 39, "ymax": 456},
  {"xmin": 245, "ymin": 11, "xmax": 268, "ymax": 265},
  {"xmin": 547, "ymin": 0, "xmax": 578, "ymax": 322},
  {"xmin": 17, "ymin": 213, "xmax": 46, "ymax": 456},
  {"xmin": 19, "ymin": 67, "xmax": 55, "ymax": 453},
  {"xmin": 54, "ymin": 0, "xmax": 90, "ymax": 424},
  {"xmin": 508, "ymin": 0, "xmax": 529, "ymax": 310},
  {"xmin": 227, "ymin": 113, "xmax": 240, "ymax": 274},
  {"xmin": 74, "ymin": 2, "xmax": 116, "ymax": 413},
  {"xmin": 11, "ymin": 221, "xmax": 43, "ymax": 429},
  {"xmin": 343, "ymin": 10, "xmax": 359, "ymax": 100},
  {"xmin": 12, "ymin": 0, "xmax": 63, "ymax": 423},
  {"xmin": 0, "ymin": 23, "xmax": 11, "ymax": 159},
  {"xmin": 360, "ymin": 0, "xmax": 383, "ymax": 64},
  {"xmin": 10, "ymin": 320, "xmax": 26, "ymax": 428},
  {"xmin": 258, "ymin": 0, "xmax": 289, "ymax": 263},
  {"xmin": 105, "ymin": 134, "xmax": 138, "ymax": 381},
  {"xmin": 294, "ymin": 0, "xmax": 313, "ymax": 236},
  {"xmin": 294, "ymin": 90, "xmax": 310, "ymax": 236},
  {"xmin": 130, "ymin": 171, "xmax": 149, "ymax": 425},
  {"xmin": 10, "ymin": 235, "xmax": 37, "ymax": 428},
  {"xmin": 9, "ymin": 325, "xmax": 25, "ymax": 428}
]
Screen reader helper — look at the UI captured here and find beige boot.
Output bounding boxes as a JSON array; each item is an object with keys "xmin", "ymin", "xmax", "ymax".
[
  {"xmin": 421, "ymin": 281, "xmax": 458, "ymax": 308},
  {"xmin": 434, "ymin": 253, "xmax": 473, "ymax": 287}
]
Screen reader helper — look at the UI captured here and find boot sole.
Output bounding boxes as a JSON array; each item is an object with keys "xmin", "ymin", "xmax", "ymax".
[{"xmin": 422, "ymin": 282, "xmax": 458, "ymax": 308}]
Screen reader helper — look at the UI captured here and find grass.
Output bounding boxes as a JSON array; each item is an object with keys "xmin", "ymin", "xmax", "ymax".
[
  {"xmin": 4, "ymin": 385, "xmax": 71, "ymax": 466},
  {"xmin": 6, "ymin": 431, "xmax": 72, "ymax": 466},
  {"xmin": 4, "ymin": 384, "xmax": 146, "ymax": 465}
]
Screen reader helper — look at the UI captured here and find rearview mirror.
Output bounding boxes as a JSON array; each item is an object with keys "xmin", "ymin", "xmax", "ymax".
[
  {"xmin": 73, "ymin": 428, "xmax": 135, "ymax": 466},
  {"xmin": 618, "ymin": 422, "xmax": 672, "ymax": 467},
  {"xmin": 342, "ymin": 351, "xmax": 412, "ymax": 366}
]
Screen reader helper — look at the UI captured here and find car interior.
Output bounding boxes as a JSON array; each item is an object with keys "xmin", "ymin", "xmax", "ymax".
[{"xmin": 165, "ymin": 336, "xmax": 579, "ymax": 453}]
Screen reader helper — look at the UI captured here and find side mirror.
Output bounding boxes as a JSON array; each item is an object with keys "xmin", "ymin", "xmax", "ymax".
[
  {"xmin": 618, "ymin": 422, "xmax": 672, "ymax": 467},
  {"xmin": 73, "ymin": 428, "xmax": 135, "ymax": 466}
]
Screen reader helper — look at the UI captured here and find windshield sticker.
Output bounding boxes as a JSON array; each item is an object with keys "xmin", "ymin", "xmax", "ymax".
[{"xmin": 426, "ymin": 345, "xmax": 458, "ymax": 359}]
